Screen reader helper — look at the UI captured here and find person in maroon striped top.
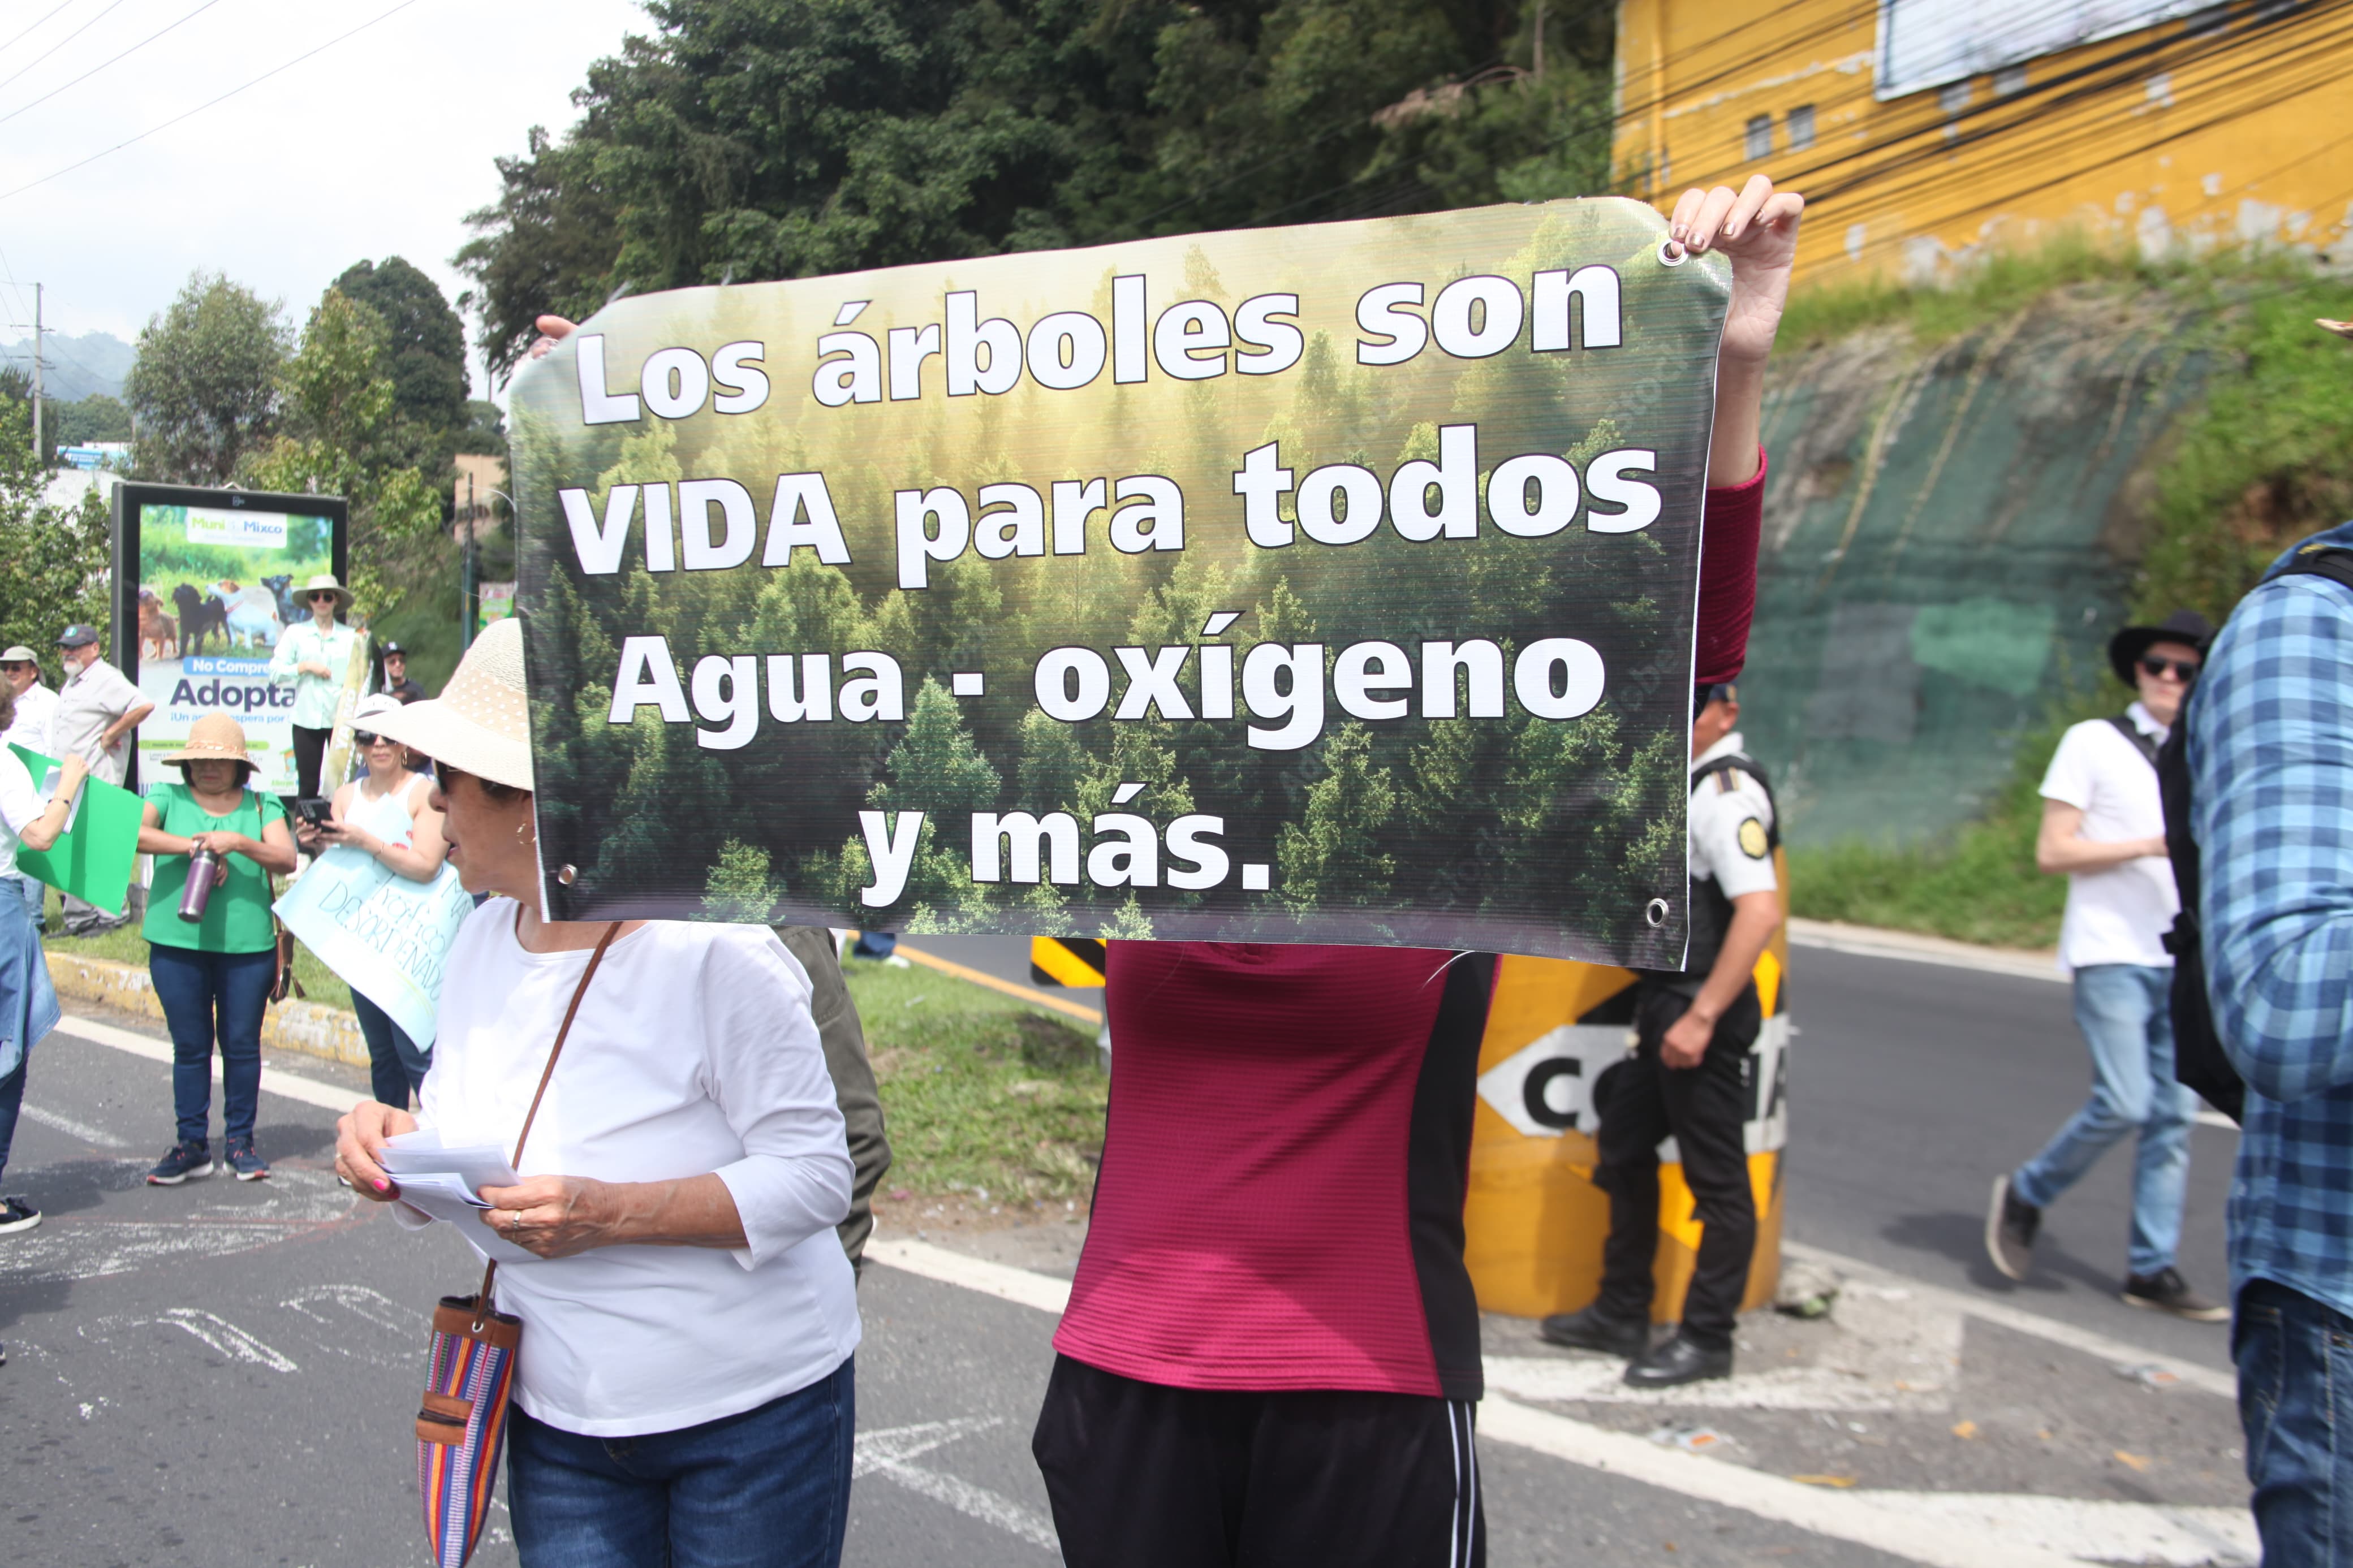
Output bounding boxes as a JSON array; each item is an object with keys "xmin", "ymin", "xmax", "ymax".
[{"xmin": 1032, "ymin": 175, "xmax": 1807, "ymax": 1568}]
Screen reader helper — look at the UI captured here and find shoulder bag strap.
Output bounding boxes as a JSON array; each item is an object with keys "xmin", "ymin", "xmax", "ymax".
[
  {"xmin": 475, "ymin": 919, "xmax": 624, "ymax": 1314},
  {"xmin": 2105, "ymin": 714, "xmax": 2161, "ymax": 770}
]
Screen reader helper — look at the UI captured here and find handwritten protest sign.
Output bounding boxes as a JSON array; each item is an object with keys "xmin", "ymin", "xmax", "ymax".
[
  {"xmin": 9, "ymin": 745, "xmax": 141, "ymax": 917},
  {"xmin": 274, "ymin": 849, "xmax": 472, "ymax": 1047},
  {"xmin": 512, "ymin": 198, "xmax": 1730, "ymax": 965}
]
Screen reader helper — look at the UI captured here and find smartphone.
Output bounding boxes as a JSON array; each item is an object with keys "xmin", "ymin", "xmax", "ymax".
[{"xmin": 293, "ymin": 797, "xmax": 334, "ymax": 828}]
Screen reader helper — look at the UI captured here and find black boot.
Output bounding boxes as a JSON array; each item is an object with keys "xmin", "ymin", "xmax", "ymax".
[
  {"xmin": 1623, "ymin": 1330, "xmax": 1733, "ymax": 1388},
  {"xmin": 1539, "ymin": 1304, "xmax": 1649, "ymax": 1357}
]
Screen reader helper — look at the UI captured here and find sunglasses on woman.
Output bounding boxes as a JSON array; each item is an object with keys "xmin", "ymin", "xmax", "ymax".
[{"xmin": 2139, "ymin": 656, "xmax": 2201, "ymax": 682}]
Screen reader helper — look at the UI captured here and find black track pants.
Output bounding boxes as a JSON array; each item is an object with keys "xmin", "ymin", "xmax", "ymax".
[{"xmin": 1592, "ymin": 981, "xmax": 1762, "ymax": 1349}]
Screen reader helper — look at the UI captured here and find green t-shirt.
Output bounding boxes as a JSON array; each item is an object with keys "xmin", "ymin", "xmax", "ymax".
[{"xmin": 143, "ymin": 783, "xmax": 286, "ymax": 954}]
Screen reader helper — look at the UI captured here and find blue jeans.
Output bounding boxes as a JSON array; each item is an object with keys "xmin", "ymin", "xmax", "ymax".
[
  {"xmin": 148, "ymin": 944, "xmax": 274, "ymax": 1147},
  {"xmin": 2237, "ymin": 1278, "xmax": 2353, "ymax": 1565},
  {"xmin": 507, "ymin": 1355, "xmax": 855, "ymax": 1568},
  {"xmin": 2012, "ymin": 962, "xmax": 2195, "ymax": 1276},
  {"xmin": 0, "ymin": 1053, "xmax": 23, "ymax": 1183},
  {"xmin": 8, "ymin": 872, "xmax": 41, "ymax": 932},
  {"xmin": 350, "ymin": 991, "xmax": 430, "ymax": 1111}
]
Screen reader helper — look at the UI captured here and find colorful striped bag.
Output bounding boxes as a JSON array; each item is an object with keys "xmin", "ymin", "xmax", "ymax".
[{"xmin": 412, "ymin": 922, "xmax": 620, "ymax": 1568}]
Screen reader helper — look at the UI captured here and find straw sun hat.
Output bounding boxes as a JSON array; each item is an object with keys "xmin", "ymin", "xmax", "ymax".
[
  {"xmin": 162, "ymin": 712, "xmax": 256, "ymax": 775},
  {"xmin": 368, "ymin": 615, "xmax": 532, "ymax": 792},
  {"xmin": 300, "ymin": 573, "xmax": 354, "ymax": 610}
]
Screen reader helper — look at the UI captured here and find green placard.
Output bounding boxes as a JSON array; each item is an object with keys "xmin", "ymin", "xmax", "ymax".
[{"xmin": 10, "ymin": 745, "xmax": 143, "ymax": 917}]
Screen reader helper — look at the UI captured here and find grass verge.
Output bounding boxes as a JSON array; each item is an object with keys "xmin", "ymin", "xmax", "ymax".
[
  {"xmin": 1786, "ymin": 685, "xmax": 2119, "ymax": 951},
  {"xmin": 839, "ymin": 956, "xmax": 1106, "ymax": 1202}
]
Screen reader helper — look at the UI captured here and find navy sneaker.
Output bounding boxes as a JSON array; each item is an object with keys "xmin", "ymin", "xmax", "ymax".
[
  {"xmin": 146, "ymin": 1139, "xmax": 214, "ymax": 1185},
  {"xmin": 0, "ymin": 1196, "xmax": 39, "ymax": 1235},
  {"xmin": 225, "ymin": 1140, "xmax": 270, "ymax": 1182}
]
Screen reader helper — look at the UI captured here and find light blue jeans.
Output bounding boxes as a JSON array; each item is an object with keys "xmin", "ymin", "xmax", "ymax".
[
  {"xmin": 8, "ymin": 872, "xmax": 41, "ymax": 932},
  {"xmin": 2012, "ymin": 962, "xmax": 2196, "ymax": 1277}
]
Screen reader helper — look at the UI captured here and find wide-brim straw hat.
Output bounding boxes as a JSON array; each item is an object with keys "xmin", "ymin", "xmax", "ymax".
[
  {"xmin": 162, "ymin": 711, "xmax": 256, "ymax": 772},
  {"xmin": 369, "ymin": 616, "xmax": 531, "ymax": 791},
  {"xmin": 301, "ymin": 573, "xmax": 354, "ymax": 611}
]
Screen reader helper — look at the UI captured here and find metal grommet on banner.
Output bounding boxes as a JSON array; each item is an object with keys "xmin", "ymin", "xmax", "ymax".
[
  {"xmin": 1658, "ymin": 239, "xmax": 1688, "ymax": 267},
  {"xmin": 1644, "ymin": 897, "xmax": 1670, "ymax": 927},
  {"xmin": 558, "ymin": 865, "xmax": 578, "ymax": 885}
]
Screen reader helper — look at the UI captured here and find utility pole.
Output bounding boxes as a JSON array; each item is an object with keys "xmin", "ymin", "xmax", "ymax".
[
  {"xmin": 463, "ymin": 472, "xmax": 478, "ymax": 650},
  {"xmin": 30, "ymin": 283, "xmax": 42, "ymax": 464},
  {"xmin": 1534, "ymin": 1, "xmax": 1545, "ymax": 81}
]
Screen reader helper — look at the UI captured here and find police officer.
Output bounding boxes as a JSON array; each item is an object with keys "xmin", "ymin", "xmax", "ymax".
[{"xmin": 1540, "ymin": 682, "xmax": 1781, "ymax": 1388}]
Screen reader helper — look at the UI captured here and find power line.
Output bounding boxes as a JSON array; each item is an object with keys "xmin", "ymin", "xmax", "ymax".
[
  {"xmin": 0, "ymin": 0, "xmax": 230, "ymax": 128},
  {"xmin": 0, "ymin": 0, "xmax": 422, "ymax": 205},
  {"xmin": 0, "ymin": 0, "xmax": 128, "ymax": 94},
  {"xmin": 0, "ymin": 1, "xmax": 80, "ymax": 57}
]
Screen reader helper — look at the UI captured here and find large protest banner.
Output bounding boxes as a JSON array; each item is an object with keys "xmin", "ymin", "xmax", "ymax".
[
  {"xmin": 512, "ymin": 198, "xmax": 1730, "ymax": 966},
  {"xmin": 275, "ymin": 849, "xmax": 473, "ymax": 1047},
  {"xmin": 113, "ymin": 484, "xmax": 348, "ymax": 796}
]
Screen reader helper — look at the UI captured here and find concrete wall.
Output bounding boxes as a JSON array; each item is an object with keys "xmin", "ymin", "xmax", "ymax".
[{"xmin": 1610, "ymin": 0, "xmax": 2351, "ymax": 284}]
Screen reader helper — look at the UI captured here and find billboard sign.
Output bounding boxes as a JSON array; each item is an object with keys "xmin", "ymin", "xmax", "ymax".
[{"xmin": 112, "ymin": 483, "xmax": 348, "ymax": 797}]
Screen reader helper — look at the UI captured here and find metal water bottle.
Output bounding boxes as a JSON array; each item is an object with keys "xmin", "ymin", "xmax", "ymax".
[{"xmin": 179, "ymin": 846, "xmax": 222, "ymax": 922}]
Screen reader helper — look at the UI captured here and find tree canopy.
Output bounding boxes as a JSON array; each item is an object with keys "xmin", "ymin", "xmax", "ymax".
[
  {"xmin": 456, "ymin": 0, "xmax": 1614, "ymax": 378},
  {"xmin": 123, "ymin": 271, "xmax": 290, "ymax": 483}
]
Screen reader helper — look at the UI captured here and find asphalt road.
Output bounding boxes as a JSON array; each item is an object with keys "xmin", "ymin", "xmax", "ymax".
[
  {"xmin": 903, "ymin": 932, "xmax": 2244, "ymax": 1369},
  {"xmin": 0, "ymin": 934, "xmax": 2253, "ymax": 1566}
]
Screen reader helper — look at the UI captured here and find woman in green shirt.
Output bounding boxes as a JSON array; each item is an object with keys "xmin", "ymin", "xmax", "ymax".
[{"xmin": 135, "ymin": 712, "xmax": 297, "ymax": 1185}]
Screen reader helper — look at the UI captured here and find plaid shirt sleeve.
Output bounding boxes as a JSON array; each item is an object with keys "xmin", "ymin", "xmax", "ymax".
[
  {"xmin": 2191, "ymin": 520, "xmax": 2353, "ymax": 1314},
  {"xmin": 2192, "ymin": 544, "xmax": 2353, "ymax": 1100}
]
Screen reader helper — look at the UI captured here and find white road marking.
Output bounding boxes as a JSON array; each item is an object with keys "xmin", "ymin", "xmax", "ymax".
[
  {"xmin": 3, "ymin": 1168, "xmax": 367, "ymax": 1285},
  {"xmin": 870, "ymin": 1230, "xmax": 2250, "ymax": 1568},
  {"xmin": 281, "ymin": 1284, "xmax": 425, "ymax": 1336},
  {"xmin": 855, "ymin": 1418, "xmax": 1060, "ymax": 1553},
  {"xmin": 48, "ymin": 1013, "xmax": 364, "ymax": 1116},
  {"xmin": 1785, "ymin": 919, "xmax": 2065, "ymax": 983},
  {"xmin": 158, "ymin": 1308, "xmax": 299, "ymax": 1371},
  {"xmin": 1864, "ymin": 1492, "xmax": 2256, "ymax": 1567},
  {"xmin": 1782, "ymin": 1241, "xmax": 2237, "ymax": 1401},
  {"xmin": 865, "ymin": 1236, "xmax": 1074, "ymax": 1313},
  {"xmin": 18, "ymin": 1102, "xmax": 129, "ymax": 1147}
]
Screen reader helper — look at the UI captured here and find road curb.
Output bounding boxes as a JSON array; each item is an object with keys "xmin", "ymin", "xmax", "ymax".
[{"xmin": 44, "ymin": 949, "xmax": 369, "ymax": 1070}]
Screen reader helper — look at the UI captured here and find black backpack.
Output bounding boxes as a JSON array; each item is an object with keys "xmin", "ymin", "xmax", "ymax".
[{"xmin": 2159, "ymin": 545, "xmax": 2353, "ymax": 1125}]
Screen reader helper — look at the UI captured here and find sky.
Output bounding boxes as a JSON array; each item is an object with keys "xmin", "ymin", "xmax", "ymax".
[{"xmin": 0, "ymin": 0, "xmax": 653, "ymax": 398}]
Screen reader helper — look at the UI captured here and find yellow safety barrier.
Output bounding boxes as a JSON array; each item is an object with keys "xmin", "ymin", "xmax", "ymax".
[{"xmin": 1466, "ymin": 855, "xmax": 1790, "ymax": 1321}]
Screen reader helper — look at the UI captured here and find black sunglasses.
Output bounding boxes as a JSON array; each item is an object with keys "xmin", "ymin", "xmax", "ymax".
[
  {"xmin": 2139, "ymin": 656, "xmax": 2201, "ymax": 681},
  {"xmin": 354, "ymin": 732, "xmax": 382, "ymax": 746}
]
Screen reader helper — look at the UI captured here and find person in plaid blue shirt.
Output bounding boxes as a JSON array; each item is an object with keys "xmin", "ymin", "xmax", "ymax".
[{"xmin": 2190, "ymin": 516, "xmax": 2353, "ymax": 1564}]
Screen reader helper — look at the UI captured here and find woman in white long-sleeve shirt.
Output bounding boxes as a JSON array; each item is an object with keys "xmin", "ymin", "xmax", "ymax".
[{"xmin": 335, "ymin": 619, "xmax": 858, "ymax": 1568}]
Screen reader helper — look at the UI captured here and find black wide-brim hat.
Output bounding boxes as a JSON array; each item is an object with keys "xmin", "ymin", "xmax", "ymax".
[{"xmin": 2109, "ymin": 608, "xmax": 2214, "ymax": 685}]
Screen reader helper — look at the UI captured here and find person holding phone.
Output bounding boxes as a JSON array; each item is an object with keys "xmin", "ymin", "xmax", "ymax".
[
  {"xmin": 135, "ymin": 713, "xmax": 298, "ymax": 1186},
  {"xmin": 296, "ymin": 694, "xmax": 450, "ymax": 1108}
]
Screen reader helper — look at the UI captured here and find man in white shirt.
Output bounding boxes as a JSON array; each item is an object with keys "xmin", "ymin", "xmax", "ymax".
[
  {"xmin": 1988, "ymin": 609, "xmax": 2224, "ymax": 1321},
  {"xmin": 0, "ymin": 646, "xmax": 58, "ymax": 931},
  {"xmin": 50, "ymin": 624, "xmax": 151, "ymax": 935}
]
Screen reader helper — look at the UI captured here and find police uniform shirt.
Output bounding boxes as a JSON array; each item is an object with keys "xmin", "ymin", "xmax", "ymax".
[{"xmin": 1690, "ymin": 731, "xmax": 1778, "ymax": 901}]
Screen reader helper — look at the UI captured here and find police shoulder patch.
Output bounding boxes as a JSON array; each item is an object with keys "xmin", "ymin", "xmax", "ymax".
[{"xmin": 1736, "ymin": 817, "xmax": 1770, "ymax": 859}]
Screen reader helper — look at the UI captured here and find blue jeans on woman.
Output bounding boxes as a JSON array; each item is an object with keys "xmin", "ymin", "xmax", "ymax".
[
  {"xmin": 350, "ymin": 991, "xmax": 430, "ymax": 1111},
  {"xmin": 507, "ymin": 1355, "xmax": 855, "ymax": 1568},
  {"xmin": 148, "ymin": 945, "xmax": 274, "ymax": 1147},
  {"xmin": 2011, "ymin": 962, "xmax": 2196, "ymax": 1277},
  {"xmin": 2237, "ymin": 1278, "xmax": 2353, "ymax": 1565}
]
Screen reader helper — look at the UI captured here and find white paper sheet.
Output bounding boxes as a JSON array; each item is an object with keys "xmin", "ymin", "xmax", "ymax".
[{"xmin": 382, "ymin": 1129, "xmax": 537, "ymax": 1264}]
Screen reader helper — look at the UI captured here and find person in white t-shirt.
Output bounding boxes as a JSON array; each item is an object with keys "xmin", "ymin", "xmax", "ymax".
[
  {"xmin": 0, "ymin": 646, "xmax": 60, "ymax": 933},
  {"xmin": 335, "ymin": 619, "xmax": 859, "ymax": 1567},
  {"xmin": 1988, "ymin": 609, "xmax": 2225, "ymax": 1322}
]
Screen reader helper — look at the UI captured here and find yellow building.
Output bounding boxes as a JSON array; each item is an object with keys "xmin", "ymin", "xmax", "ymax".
[{"xmin": 1611, "ymin": 0, "xmax": 2353, "ymax": 283}]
